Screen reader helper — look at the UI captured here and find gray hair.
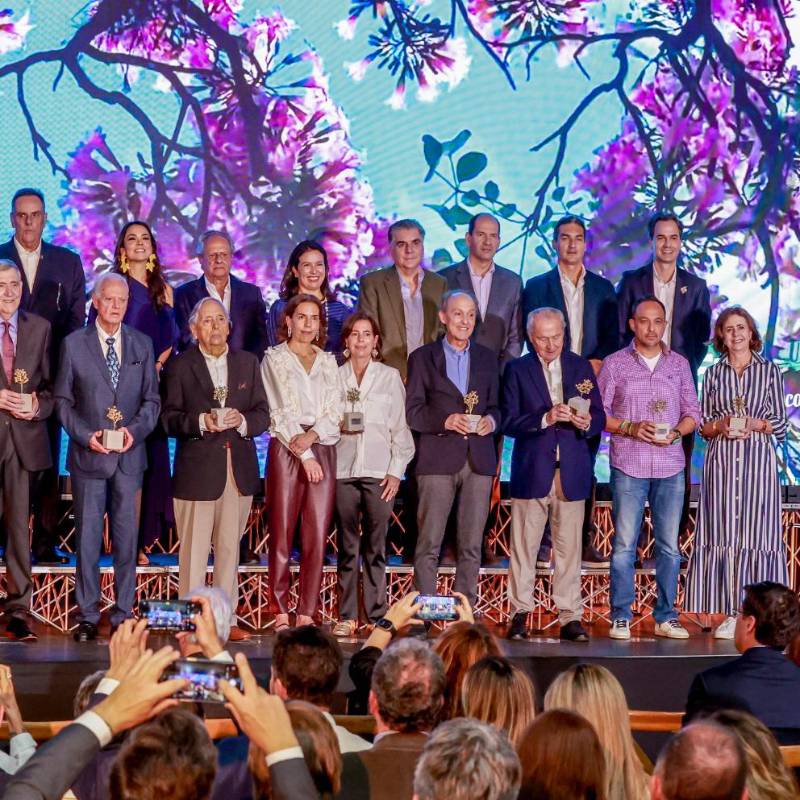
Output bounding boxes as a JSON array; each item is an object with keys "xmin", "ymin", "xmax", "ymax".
[
  {"xmin": 182, "ymin": 586, "xmax": 232, "ymax": 644},
  {"xmin": 92, "ymin": 272, "xmax": 129, "ymax": 298},
  {"xmin": 526, "ymin": 306, "xmax": 565, "ymax": 337},
  {"xmin": 440, "ymin": 288, "xmax": 477, "ymax": 313},
  {"xmin": 413, "ymin": 718, "xmax": 521, "ymax": 800},
  {"xmin": 187, "ymin": 297, "xmax": 231, "ymax": 330},
  {"xmin": 196, "ymin": 229, "xmax": 234, "ymax": 258},
  {"xmin": 0, "ymin": 259, "xmax": 20, "ymax": 276},
  {"xmin": 388, "ymin": 218, "xmax": 425, "ymax": 243}
]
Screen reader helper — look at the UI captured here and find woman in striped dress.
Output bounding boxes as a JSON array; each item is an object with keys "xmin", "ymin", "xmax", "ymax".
[{"xmin": 684, "ymin": 307, "xmax": 788, "ymax": 639}]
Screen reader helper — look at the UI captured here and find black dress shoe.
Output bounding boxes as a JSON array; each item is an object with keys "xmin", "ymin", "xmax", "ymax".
[
  {"xmin": 6, "ymin": 616, "xmax": 37, "ymax": 641},
  {"xmin": 560, "ymin": 620, "xmax": 589, "ymax": 642},
  {"xmin": 33, "ymin": 545, "xmax": 69, "ymax": 565},
  {"xmin": 73, "ymin": 621, "xmax": 98, "ymax": 642},
  {"xmin": 507, "ymin": 612, "xmax": 529, "ymax": 640},
  {"xmin": 240, "ymin": 549, "xmax": 260, "ymax": 566},
  {"xmin": 580, "ymin": 542, "xmax": 610, "ymax": 568}
]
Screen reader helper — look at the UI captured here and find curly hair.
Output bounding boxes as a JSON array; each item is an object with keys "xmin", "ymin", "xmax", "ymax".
[
  {"xmin": 742, "ymin": 581, "xmax": 800, "ymax": 650},
  {"xmin": 277, "ymin": 293, "xmax": 328, "ymax": 350}
]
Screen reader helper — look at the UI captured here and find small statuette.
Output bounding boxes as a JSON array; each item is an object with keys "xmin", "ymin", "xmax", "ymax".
[
  {"xmin": 212, "ymin": 385, "xmax": 232, "ymax": 429},
  {"xmin": 463, "ymin": 390, "xmax": 481, "ymax": 433},
  {"xmin": 13, "ymin": 368, "xmax": 33, "ymax": 413},
  {"xmin": 729, "ymin": 396, "xmax": 747, "ymax": 431},
  {"xmin": 103, "ymin": 406, "xmax": 125, "ymax": 451},
  {"xmin": 568, "ymin": 379, "xmax": 593, "ymax": 416},
  {"xmin": 649, "ymin": 398, "xmax": 670, "ymax": 441},
  {"xmin": 343, "ymin": 387, "xmax": 364, "ymax": 433}
]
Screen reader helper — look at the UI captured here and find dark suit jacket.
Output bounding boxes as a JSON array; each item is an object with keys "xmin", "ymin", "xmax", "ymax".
[
  {"xmin": 522, "ymin": 267, "xmax": 618, "ymax": 360},
  {"xmin": 502, "ymin": 351, "xmax": 605, "ymax": 500},
  {"xmin": 0, "ymin": 310, "xmax": 53, "ymax": 471},
  {"xmin": 0, "ymin": 239, "xmax": 86, "ymax": 369},
  {"xmin": 438, "ymin": 260, "xmax": 523, "ymax": 370},
  {"xmin": 406, "ymin": 340, "xmax": 500, "ymax": 476},
  {"xmin": 161, "ymin": 345, "xmax": 269, "ymax": 500},
  {"xmin": 358, "ymin": 266, "xmax": 447, "ymax": 381},
  {"xmin": 616, "ymin": 263, "xmax": 711, "ymax": 380},
  {"xmin": 684, "ymin": 647, "xmax": 800, "ymax": 744},
  {"xmin": 174, "ymin": 275, "xmax": 268, "ymax": 358},
  {"xmin": 54, "ymin": 325, "xmax": 160, "ymax": 479}
]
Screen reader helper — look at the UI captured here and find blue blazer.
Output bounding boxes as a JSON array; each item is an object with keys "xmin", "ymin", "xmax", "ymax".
[
  {"xmin": 502, "ymin": 351, "xmax": 605, "ymax": 500},
  {"xmin": 616, "ymin": 263, "xmax": 711, "ymax": 380},
  {"xmin": 174, "ymin": 274, "xmax": 268, "ymax": 358},
  {"xmin": 522, "ymin": 267, "xmax": 618, "ymax": 360},
  {"xmin": 55, "ymin": 325, "xmax": 161, "ymax": 479}
]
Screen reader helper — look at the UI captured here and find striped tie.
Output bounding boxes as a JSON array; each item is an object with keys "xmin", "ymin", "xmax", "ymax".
[{"xmin": 106, "ymin": 337, "xmax": 119, "ymax": 389}]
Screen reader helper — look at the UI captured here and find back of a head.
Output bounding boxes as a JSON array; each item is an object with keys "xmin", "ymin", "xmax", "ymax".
[
  {"xmin": 109, "ymin": 708, "xmax": 216, "ymax": 800},
  {"xmin": 742, "ymin": 581, "xmax": 800, "ymax": 650},
  {"xmin": 517, "ymin": 709, "xmax": 607, "ymax": 800},
  {"xmin": 73, "ymin": 669, "xmax": 107, "ymax": 717},
  {"xmin": 272, "ymin": 624, "xmax": 343, "ymax": 707},
  {"xmin": 372, "ymin": 637, "xmax": 445, "ymax": 733},
  {"xmin": 654, "ymin": 722, "xmax": 747, "ymax": 800},
  {"xmin": 413, "ymin": 717, "xmax": 521, "ymax": 800},
  {"xmin": 184, "ymin": 585, "xmax": 232, "ymax": 644},
  {"xmin": 432, "ymin": 622, "xmax": 502, "ymax": 719},
  {"xmin": 461, "ymin": 655, "xmax": 536, "ymax": 748}
]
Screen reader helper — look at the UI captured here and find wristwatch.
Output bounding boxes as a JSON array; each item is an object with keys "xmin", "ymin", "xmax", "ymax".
[
  {"xmin": 670, "ymin": 430, "xmax": 682, "ymax": 444},
  {"xmin": 374, "ymin": 617, "xmax": 397, "ymax": 635}
]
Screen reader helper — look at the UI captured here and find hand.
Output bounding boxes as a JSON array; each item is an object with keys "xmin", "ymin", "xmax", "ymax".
[
  {"xmin": 118, "ymin": 426, "xmax": 135, "ymax": 453},
  {"xmin": 571, "ymin": 412, "xmax": 591, "ymax": 431},
  {"xmin": 88, "ymin": 430, "xmax": 111, "ymax": 455},
  {"xmin": 220, "ymin": 653, "xmax": 299, "ymax": 755},
  {"xmin": 0, "ymin": 389, "xmax": 22, "ymax": 413},
  {"xmin": 0, "ymin": 665, "xmax": 24, "ymax": 735},
  {"xmin": 451, "ymin": 592, "xmax": 475, "ymax": 624},
  {"xmin": 380, "ymin": 474, "xmax": 401, "ymax": 503},
  {"xmin": 721, "ymin": 416, "xmax": 748, "ymax": 439},
  {"xmin": 444, "ymin": 413, "xmax": 472, "ymax": 436},
  {"xmin": 183, "ymin": 595, "xmax": 224, "ymax": 659},
  {"xmin": 302, "ymin": 457, "xmax": 324, "ymax": 484},
  {"xmin": 93, "ymin": 647, "xmax": 186, "ymax": 735},
  {"xmin": 383, "ymin": 591, "xmax": 422, "ymax": 630},
  {"xmin": 10, "ymin": 391, "xmax": 38, "ymax": 420},
  {"xmin": 203, "ymin": 412, "xmax": 225, "ymax": 433},
  {"xmin": 546, "ymin": 404, "xmax": 573, "ymax": 425},
  {"xmin": 745, "ymin": 417, "xmax": 770, "ymax": 435},
  {"xmin": 630, "ymin": 421, "xmax": 657, "ymax": 443},
  {"xmin": 223, "ymin": 409, "xmax": 243, "ymax": 429},
  {"xmin": 107, "ymin": 618, "xmax": 150, "ymax": 682},
  {"xmin": 289, "ymin": 430, "xmax": 317, "ymax": 456},
  {"xmin": 476, "ymin": 416, "xmax": 494, "ymax": 436},
  {"xmin": 588, "ymin": 358, "xmax": 603, "ymax": 376}
]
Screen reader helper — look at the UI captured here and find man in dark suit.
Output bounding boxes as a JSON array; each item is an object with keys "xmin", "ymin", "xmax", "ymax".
[
  {"xmin": 503, "ymin": 307, "xmax": 605, "ymax": 642},
  {"xmin": 162, "ymin": 297, "xmax": 269, "ymax": 643},
  {"xmin": 0, "ymin": 261, "xmax": 53, "ymax": 641},
  {"xmin": 55, "ymin": 274, "xmax": 160, "ymax": 642},
  {"xmin": 406, "ymin": 290, "xmax": 500, "ymax": 606},
  {"xmin": 0, "ymin": 188, "xmax": 86, "ymax": 564},
  {"xmin": 174, "ymin": 229, "xmax": 267, "ymax": 358},
  {"xmin": 439, "ymin": 213, "xmax": 522, "ymax": 371},
  {"xmin": 684, "ymin": 581, "xmax": 800, "ymax": 744}
]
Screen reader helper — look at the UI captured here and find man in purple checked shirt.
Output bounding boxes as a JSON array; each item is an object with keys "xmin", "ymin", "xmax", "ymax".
[{"xmin": 598, "ymin": 296, "xmax": 701, "ymax": 640}]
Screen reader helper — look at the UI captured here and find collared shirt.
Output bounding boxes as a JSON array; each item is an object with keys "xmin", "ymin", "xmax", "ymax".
[
  {"xmin": 14, "ymin": 238, "xmax": 41, "ymax": 290},
  {"xmin": 442, "ymin": 337, "xmax": 470, "ymax": 396},
  {"xmin": 538, "ymin": 354, "xmax": 564, "ymax": 456},
  {"xmin": 558, "ymin": 265, "xmax": 585, "ymax": 355},
  {"xmin": 321, "ymin": 711, "xmax": 372, "ymax": 753},
  {"xmin": 0, "ymin": 310, "xmax": 19, "ymax": 350},
  {"xmin": 653, "ymin": 268, "xmax": 677, "ymax": 347},
  {"xmin": 198, "ymin": 344, "xmax": 247, "ymax": 437},
  {"xmin": 96, "ymin": 319, "xmax": 122, "ymax": 363},
  {"xmin": 0, "ymin": 731, "xmax": 36, "ymax": 775},
  {"xmin": 399, "ymin": 269, "xmax": 424, "ymax": 355},
  {"xmin": 204, "ymin": 276, "xmax": 231, "ymax": 314},
  {"xmin": 598, "ymin": 342, "xmax": 701, "ymax": 479},
  {"xmin": 467, "ymin": 258, "xmax": 495, "ymax": 320}
]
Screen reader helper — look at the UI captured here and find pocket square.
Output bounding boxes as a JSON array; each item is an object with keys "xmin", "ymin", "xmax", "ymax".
[
  {"xmin": 131, "ymin": 360, "xmax": 144, "ymax": 366},
  {"xmin": 238, "ymin": 382, "xmax": 247, "ymax": 389},
  {"xmin": 680, "ymin": 286, "xmax": 688, "ymax": 294}
]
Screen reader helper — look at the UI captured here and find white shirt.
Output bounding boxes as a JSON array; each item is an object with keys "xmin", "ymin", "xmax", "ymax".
[
  {"xmin": 467, "ymin": 259, "xmax": 494, "ymax": 320},
  {"xmin": 538, "ymin": 355, "xmax": 564, "ymax": 425},
  {"xmin": 14, "ymin": 238, "xmax": 41, "ymax": 290},
  {"xmin": 336, "ymin": 360, "xmax": 415, "ymax": 480},
  {"xmin": 399, "ymin": 269, "xmax": 424, "ymax": 354},
  {"xmin": 197, "ymin": 345, "xmax": 247, "ymax": 437},
  {"xmin": 640, "ymin": 351, "xmax": 662, "ymax": 372},
  {"xmin": 653, "ymin": 268, "xmax": 677, "ymax": 347},
  {"xmin": 204, "ymin": 276, "xmax": 231, "ymax": 314},
  {"xmin": 558, "ymin": 265, "xmax": 585, "ymax": 355},
  {"xmin": 0, "ymin": 731, "xmax": 36, "ymax": 775},
  {"xmin": 322, "ymin": 711, "xmax": 372, "ymax": 753},
  {"xmin": 96, "ymin": 319, "xmax": 122, "ymax": 363}
]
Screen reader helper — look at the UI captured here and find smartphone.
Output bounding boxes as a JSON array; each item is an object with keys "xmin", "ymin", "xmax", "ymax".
[
  {"xmin": 140, "ymin": 600, "xmax": 201, "ymax": 631},
  {"xmin": 413, "ymin": 595, "xmax": 459, "ymax": 621},
  {"xmin": 162, "ymin": 658, "xmax": 241, "ymax": 703}
]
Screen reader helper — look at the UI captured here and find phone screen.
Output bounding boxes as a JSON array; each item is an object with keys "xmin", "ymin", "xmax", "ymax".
[
  {"xmin": 163, "ymin": 659, "xmax": 241, "ymax": 703},
  {"xmin": 141, "ymin": 600, "xmax": 200, "ymax": 631},
  {"xmin": 414, "ymin": 595, "xmax": 459, "ymax": 621}
]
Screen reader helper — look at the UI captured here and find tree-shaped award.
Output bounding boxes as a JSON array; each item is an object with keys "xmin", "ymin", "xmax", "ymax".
[
  {"xmin": 103, "ymin": 405, "xmax": 125, "ymax": 451},
  {"xmin": 13, "ymin": 368, "xmax": 33, "ymax": 413},
  {"xmin": 343, "ymin": 387, "xmax": 364, "ymax": 433},
  {"xmin": 463, "ymin": 390, "xmax": 480, "ymax": 433},
  {"xmin": 212, "ymin": 385, "xmax": 230, "ymax": 429}
]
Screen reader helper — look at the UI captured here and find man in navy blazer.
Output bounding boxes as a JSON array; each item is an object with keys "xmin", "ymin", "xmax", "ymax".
[
  {"xmin": 174, "ymin": 229, "xmax": 267, "ymax": 358},
  {"xmin": 684, "ymin": 581, "xmax": 800, "ymax": 745},
  {"xmin": 502, "ymin": 307, "xmax": 604, "ymax": 642},
  {"xmin": 406, "ymin": 290, "xmax": 501, "ymax": 606},
  {"xmin": 55, "ymin": 274, "xmax": 160, "ymax": 642}
]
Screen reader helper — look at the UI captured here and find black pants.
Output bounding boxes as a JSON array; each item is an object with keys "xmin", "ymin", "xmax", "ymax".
[{"xmin": 31, "ymin": 417, "xmax": 61, "ymax": 554}]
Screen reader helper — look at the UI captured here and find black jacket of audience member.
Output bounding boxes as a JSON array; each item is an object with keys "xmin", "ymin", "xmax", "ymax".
[{"xmin": 348, "ymin": 645, "xmax": 383, "ymax": 715}]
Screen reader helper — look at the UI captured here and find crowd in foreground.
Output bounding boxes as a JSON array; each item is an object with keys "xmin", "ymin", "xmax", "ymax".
[{"xmin": 1, "ymin": 580, "xmax": 800, "ymax": 799}]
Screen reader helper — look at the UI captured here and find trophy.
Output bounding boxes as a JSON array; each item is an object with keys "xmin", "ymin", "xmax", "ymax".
[
  {"xmin": 650, "ymin": 398, "xmax": 670, "ymax": 442},
  {"xmin": 212, "ymin": 385, "xmax": 230, "ymax": 429},
  {"xmin": 13, "ymin": 368, "xmax": 33, "ymax": 413},
  {"xmin": 729, "ymin": 395, "xmax": 747, "ymax": 433},
  {"xmin": 568, "ymin": 378, "xmax": 593, "ymax": 417},
  {"xmin": 343, "ymin": 387, "xmax": 364, "ymax": 433},
  {"xmin": 102, "ymin": 406, "xmax": 125, "ymax": 451},
  {"xmin": 463, "ymin": 390, "xmax": 481, "ymax": 433}
]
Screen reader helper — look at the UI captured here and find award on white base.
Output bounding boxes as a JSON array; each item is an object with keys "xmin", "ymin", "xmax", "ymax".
[
  {"xmin": 464, "ymin": 390, "xmax": 481, "ymax": 433},
  {"xmin": 212, "ymin": 386, "xmax": 233, "ymax": 430},
  {"xmin": 102, "ymin": 406, "xmax": 125, "ymax": 451},
  {"xmin": 343, "ymin": 388, "xmax": 364, "ymax": 433},
  {"xmin": 13, "ymin": 369, "xmax": 33, "ymax": 413}
]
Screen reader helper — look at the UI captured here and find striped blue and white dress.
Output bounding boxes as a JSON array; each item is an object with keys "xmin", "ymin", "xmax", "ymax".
[{"xmin": 684, "ymin": 352, "xmax": 788, "ymax": 614}]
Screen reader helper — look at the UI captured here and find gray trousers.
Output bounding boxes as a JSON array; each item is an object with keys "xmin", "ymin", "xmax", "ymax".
[
  {"xmin": 0, "ymin": 432, "xmax": 32, "ymax": 616},
  {"xmin": 414, "ymin": 462, "xmax": 492, "ymax": 606},
  {"xmin": 509, "ymin": 470, "xmax": 584, "ymax": 624}
]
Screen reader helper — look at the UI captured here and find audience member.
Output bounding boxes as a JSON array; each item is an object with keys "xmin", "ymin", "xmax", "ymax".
[
  {"xmin": 0, "ymin": 665, "xmax": 36, "ymax": 775},
  {"xmin": 544, "ymin": 663, "xmax": 649, "ymax": 800},
  {"xmin": 517, "ymin": 709, "xmax": 606, "ymax": 800},
  {"xmin": 685, "ymin": 581, "xmax": 800, "ymax": 744},
  {"xmin": 175, "ymin": 588, "xmax": 234, "ymax": 661},
  {"xmin": 73, "ymin": 670, "xmax": 106, "ymax": 718},
  {"xmin": 412, "ymin": 717, "xmax": 521, "ymax": 800},
  {"xmin": 461, "ymin": 655, "xmax": 536, "ymax": 748},
  {"xmin": 651, "ymin": 722, "xmax": 747, "ymax": 800}
]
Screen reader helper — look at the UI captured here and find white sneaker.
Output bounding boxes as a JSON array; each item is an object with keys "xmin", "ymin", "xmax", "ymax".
[
  {"xmin": 714, "ymin": 616, "xmax": 737, "ymax": 640},
  {"xmin": 609, "ymin": 619, "xmax": 631, "ymax": 640},
  {"xmin": 655, "ymin": 619, "xmax": 690, "ymax": 639}
]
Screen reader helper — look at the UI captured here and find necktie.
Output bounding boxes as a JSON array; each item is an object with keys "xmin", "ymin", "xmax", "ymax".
[
  {"xmin": 1, "ymin": 322, "xmax": 14, "ymax": 384},
  {"xmin": 106, "ymin": 337, "xmax": 120, "ymax": 389}
]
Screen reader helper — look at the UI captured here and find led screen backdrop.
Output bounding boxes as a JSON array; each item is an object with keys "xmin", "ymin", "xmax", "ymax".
[{"xmin": 0, "ymin": 0, "xmax": 798, "ymax": 482}]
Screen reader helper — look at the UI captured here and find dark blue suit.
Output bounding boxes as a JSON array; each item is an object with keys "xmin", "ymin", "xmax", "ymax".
[
  {"xmin": 55, "ymin": 325, "xmax": 160, "ymax": 625},
  {"xmin": 174, "ymin": 275, "xmax": 268, "ymax": 358}
]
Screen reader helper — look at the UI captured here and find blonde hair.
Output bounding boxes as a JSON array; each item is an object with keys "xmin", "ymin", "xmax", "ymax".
[
  {"xmin": 544, "ymin": 664, "xmax": 649, "ymax": 800},
  {"xmin": 461, "ymin": 656, "xmax": 536, "ymax": 748}
]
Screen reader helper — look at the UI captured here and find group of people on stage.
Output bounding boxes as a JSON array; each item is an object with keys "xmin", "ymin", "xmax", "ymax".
[{"xmin": 0, "ymin": 186, "xmax": 789, "ymax": 644}]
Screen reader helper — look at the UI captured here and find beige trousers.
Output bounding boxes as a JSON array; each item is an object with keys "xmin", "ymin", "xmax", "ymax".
[
  {"xmin": 508, "ymin": 470, "xmax": 584, "ymax": 624},
  {"xmin": 174, "ymin": 450, "xmax": 252, "ymax": 621}
]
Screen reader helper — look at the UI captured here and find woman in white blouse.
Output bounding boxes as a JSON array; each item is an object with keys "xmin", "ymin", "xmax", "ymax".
[
  {"xmin": 261, "ymin": 294, "xmax": 342, "ymax": 631},
  {"xmin": 333, "ymin": 312, "xmax": 415, "ymax": 637}
]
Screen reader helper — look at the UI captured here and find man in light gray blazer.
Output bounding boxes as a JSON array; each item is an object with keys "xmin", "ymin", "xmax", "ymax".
[
  {"xmin": 438, "ymin": 213, "xmax": 523, "ymax": 373},
  {"xmin": 55, "ymin": 273, "xmax": 160, "ymax": 642}
]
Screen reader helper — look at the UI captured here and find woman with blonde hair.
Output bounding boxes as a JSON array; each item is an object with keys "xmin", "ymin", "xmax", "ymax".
[
  {"xmin": 461, "ymin": 655, "xmax": 536, "ymax": 748},
  {"xmin": 544, "ymin": 663, "xmax": 649, "ymax": 800}
]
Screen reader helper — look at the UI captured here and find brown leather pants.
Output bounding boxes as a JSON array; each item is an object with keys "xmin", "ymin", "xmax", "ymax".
[{"xmin": 266, "ymin": 438, "xmax": 336, "ymax": 618}]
